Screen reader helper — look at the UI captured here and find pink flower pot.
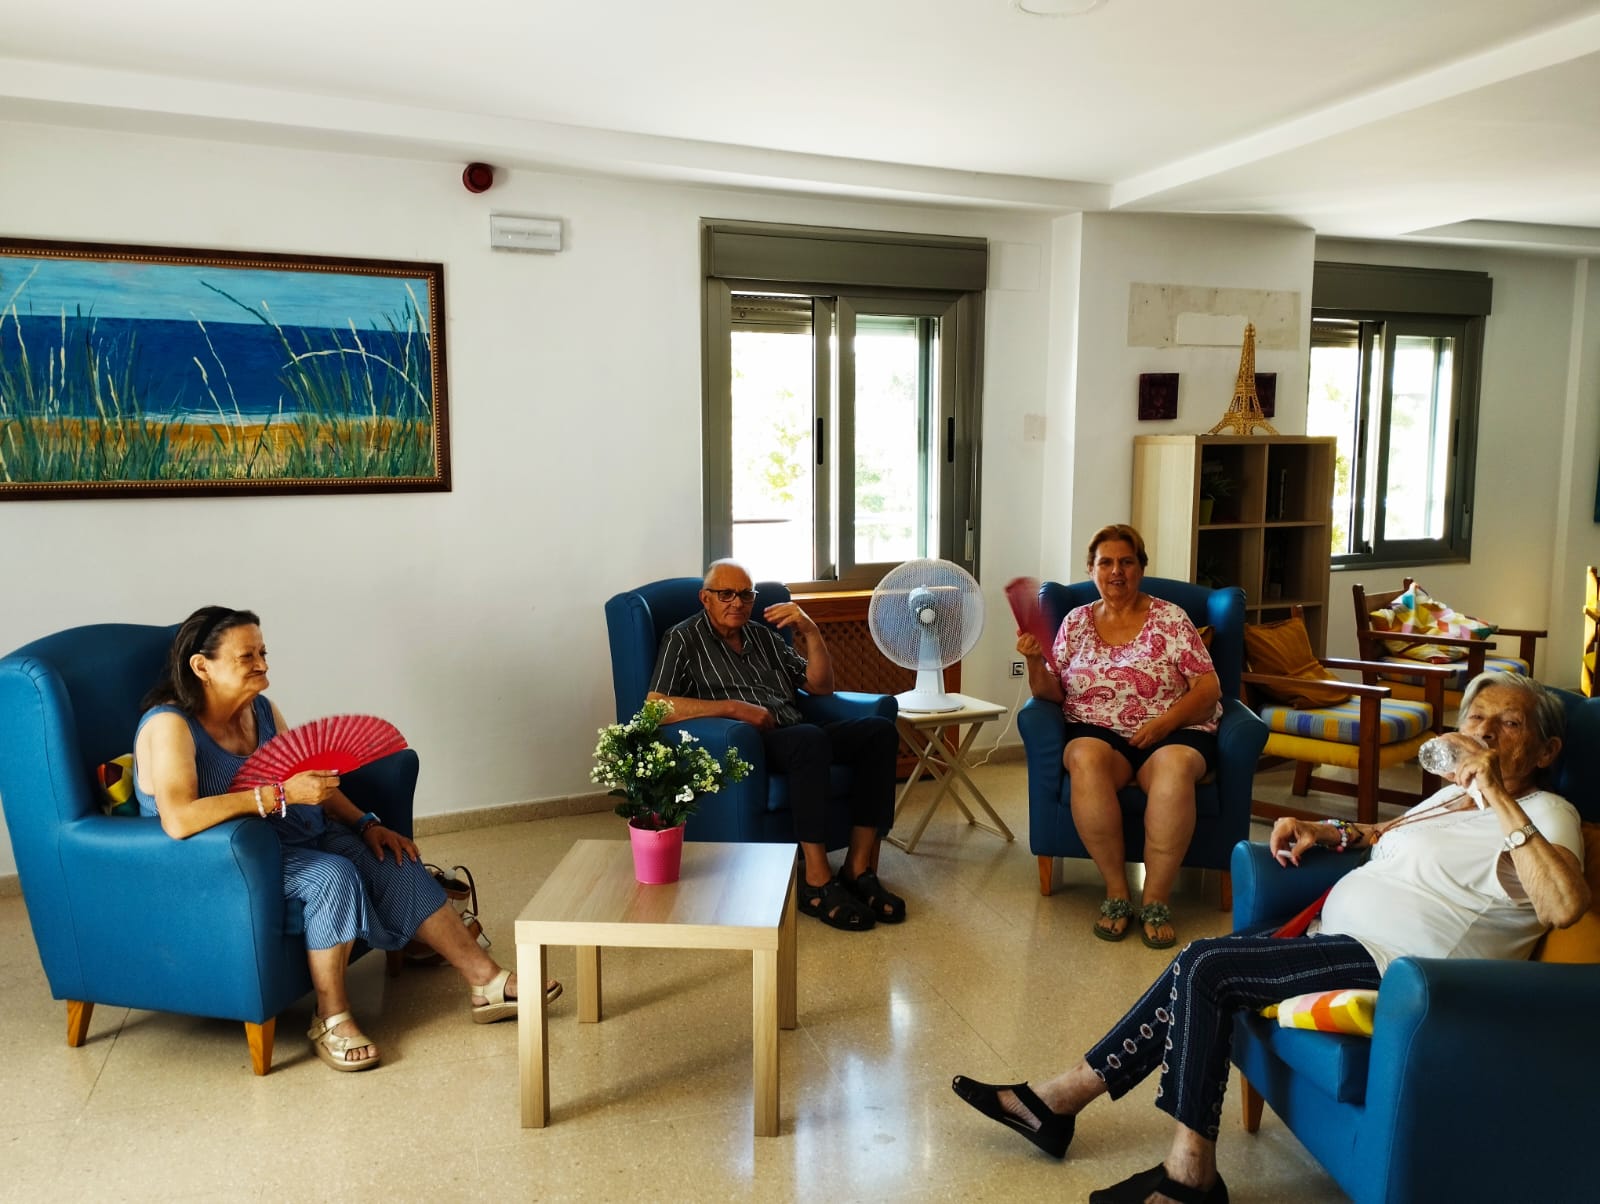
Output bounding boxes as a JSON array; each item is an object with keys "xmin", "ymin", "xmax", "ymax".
[{"xmin": 628, "ymin": 820, "xmax": 685, "ymax": 884}]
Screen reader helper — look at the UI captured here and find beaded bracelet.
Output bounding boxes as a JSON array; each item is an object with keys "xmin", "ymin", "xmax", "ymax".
[
  {"xmin": 273, "ymin": 781, "xmax": 288, "ymax": 818},
  {"xmin": 1321, "ymin": 817, "xmax": 1354, "ymax": 852},
  {"xmin": 253, "ymin": 785, "xmax": 266, "ymax": 818}
]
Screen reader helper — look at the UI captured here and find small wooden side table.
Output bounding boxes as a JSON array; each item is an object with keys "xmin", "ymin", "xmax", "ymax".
[
  {"xmin": 888, "ymin": 693, "xmax": 1014, "ymax": 854},
  {"xmin": 515, "ymin": 839, "xmax": 797, "ymax": 1136}
]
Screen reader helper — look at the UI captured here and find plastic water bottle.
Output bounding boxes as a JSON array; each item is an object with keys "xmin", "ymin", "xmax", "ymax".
[{"xmin": 1416, "ymin": 735, "xmax": 1485, "ymax": 807}]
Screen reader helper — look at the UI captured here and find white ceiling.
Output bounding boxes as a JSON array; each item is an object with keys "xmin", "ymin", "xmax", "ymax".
[{"xmin": 5, "ymin": 0, "xmax": 1600, "ymax": 250}]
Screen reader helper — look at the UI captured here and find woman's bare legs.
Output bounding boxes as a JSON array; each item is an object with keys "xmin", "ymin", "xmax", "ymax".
[
  {"xmin": 1003, "ymin": 1063, "xmax": 1218, "ymax": 1199},
  {"xmin": 308, "ymin": 941, "xmax": 376, "ymax": 1063},
  {"xmin": 1134, "ymin": 747, "xmax": 1204, "ymax": 945},
  {"xmin": 412, "ymin": 900, "xmax": 557, "ymax": 1004},
  {"xmin": 1065, "ymin": 739, "xmax": 1136, "ymax": 936}
]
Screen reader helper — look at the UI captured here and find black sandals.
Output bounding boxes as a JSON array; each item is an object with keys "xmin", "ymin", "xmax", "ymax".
[
  {"xmin": 1089, "ymin": 1163, "xmax": 1228, "ymax": 1204},
  {"xmin": 838, "ymin": 869, "xmax": 906, "ymax": 923},
  {"xmin": 799, "ymin": 878, "xmax": 876, "ymax": 930},
  {"xmin": 950, "ymin": 1075, "xmax": 1074, "ymax": 1159}
]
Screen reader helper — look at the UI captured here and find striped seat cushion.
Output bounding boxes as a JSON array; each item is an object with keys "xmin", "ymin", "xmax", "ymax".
[
  {"xmin": 1258, "ymin": 696, "xmax": 1433, "ymax": 745},
  {"xmin": 1378, "ymin": 654, "xmax": 1528, "ymax": 692}
]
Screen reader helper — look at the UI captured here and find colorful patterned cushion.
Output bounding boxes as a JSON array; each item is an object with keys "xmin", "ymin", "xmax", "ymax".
[
  {"xmin": 1262, "ymin": 988, "xmax": 1378, "ymax": 1036},
  {"xmin": 1257, "ymin": 696, "xmax": 1433, "ymax": 745},
  {"xmin": 1532, "ymin": 823, "xmax": 1600, "ymax": 964},
  {"xmin": 96, "ymin": 753, "xmax": 139, "ymax": 817},
  {"xmin": 1243, "ymin": 617, "xmax": 1354, "ymax": 708},
  {"xmin": 1379, "ymin": 653, "xmax": 1529, "ymax": 693},
  {"xmin": 1369, "ymin": 583, "xmax": 1496, "ymax": 662}
]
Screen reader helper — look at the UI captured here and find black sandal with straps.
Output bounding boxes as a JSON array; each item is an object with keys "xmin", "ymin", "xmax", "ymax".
[
  {"xmin": 839, "ymin": 869, "xmax": 906, "ymax": 923},
  {"xmin": 798, "ymin": 878, "xmax": 876, "ymax": 931},
  {"xmin": 1089, "ymin": 1163, "xmax": 1228, "ymax": 1204}
]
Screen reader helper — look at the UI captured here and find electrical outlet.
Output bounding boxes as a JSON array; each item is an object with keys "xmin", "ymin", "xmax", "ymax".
[{"xmin": 1010, "ymin": 661, "xmax": 1025, "ymax": 677}]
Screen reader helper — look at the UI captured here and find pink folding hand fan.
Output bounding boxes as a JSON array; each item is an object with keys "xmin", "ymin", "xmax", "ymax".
[
  {"xmin": 229, "ymin": 714, "xmax": 408, "ymax": 789},
  {"xmin": 1004, "ymin": 577, "xmax": 1059, "ymax": 673}
]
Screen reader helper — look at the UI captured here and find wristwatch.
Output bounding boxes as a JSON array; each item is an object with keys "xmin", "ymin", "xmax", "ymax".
[
  {"xmin": 357, "ymin": 811, "xmax": 382, "ymax": 834},
  {"xmin": 1501, "ymin": 822, "xmax": 1539, "ymax": 852}
]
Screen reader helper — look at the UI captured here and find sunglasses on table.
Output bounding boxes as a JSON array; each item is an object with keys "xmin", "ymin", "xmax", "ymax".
[{"xmin": 708, "ymin": 588, "xmax": 759, "ymax": 603}]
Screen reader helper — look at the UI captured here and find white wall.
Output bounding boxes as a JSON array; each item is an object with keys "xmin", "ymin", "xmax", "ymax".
[
  {"xmin": 0, "ymin": 119, "xmax": 1054, "ymax": 876},
  {"xmin": 1060, "ymin": 213, "xmax": 1317, "ymax": 574},
  {"xmin": 1317, "ymin": 240, "xmax": 1600, "ymax": 684}
]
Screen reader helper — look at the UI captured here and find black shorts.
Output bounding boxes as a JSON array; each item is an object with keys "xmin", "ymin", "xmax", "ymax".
[{"xmin": 1061, "ymin": 722, "xmax": 1218, "ymax": 777}]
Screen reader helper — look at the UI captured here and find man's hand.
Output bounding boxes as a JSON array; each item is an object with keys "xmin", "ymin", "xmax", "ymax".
[
  {"xmin": 728, "ymin": 700, "xmax": 778, "ymax": 731},
  {"xmin": 763, "ymin": 601, "xmax": 819, "ymax": 638}
]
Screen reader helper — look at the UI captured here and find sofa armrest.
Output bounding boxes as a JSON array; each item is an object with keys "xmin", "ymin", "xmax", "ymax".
[
  {"xmin": 798, "ymin": 691, "xmax": 897, "ymax": 724},
  {"xmin": 1231, "ymin": 839, "xmax": 1363, "ymax": 930},
  {"xmin": 1364, "ymin": 956, "xmax": 1600, "ymax": 1200},
  {"xmin": 1017, "ymin": 696, "xmax": 1066, "ymax": 789},
  {"xmin": 341, "ymin": 749, "xmax": 419, "ymax": 839}
]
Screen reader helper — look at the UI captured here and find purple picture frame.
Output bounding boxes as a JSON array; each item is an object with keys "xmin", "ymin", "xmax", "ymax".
[
  {"xmin": 1255, "ymin": 372, "xmax": 1277, "ymax": 419},
  {"xmin": 1138, "ymin": 373, "xmax": 1179, "ymax": 421}
]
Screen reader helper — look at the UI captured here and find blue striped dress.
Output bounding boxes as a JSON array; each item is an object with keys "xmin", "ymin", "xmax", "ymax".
[{"xmin": 134, "ymin": 696, "xmax": 446, "ymax": 951}]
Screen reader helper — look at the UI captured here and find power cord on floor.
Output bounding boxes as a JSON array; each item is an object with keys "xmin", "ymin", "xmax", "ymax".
[{"xmin": 959, "ymin": 676, "xmax": 1033, "ymax": 770}]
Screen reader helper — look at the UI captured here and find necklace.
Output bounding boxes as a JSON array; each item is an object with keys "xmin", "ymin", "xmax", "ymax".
[{"xmin": 1374, "ymin": 786, "xmax": 1539, "ymax": 843}]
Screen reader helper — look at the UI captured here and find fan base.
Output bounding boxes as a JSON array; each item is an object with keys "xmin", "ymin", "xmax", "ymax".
[{"xmin": 895, "ymin": 688, "xmax": 963, "ymax": 714}]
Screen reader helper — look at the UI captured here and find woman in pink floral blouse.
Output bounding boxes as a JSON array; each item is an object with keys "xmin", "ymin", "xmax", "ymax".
[{"xmin": 1017, "ymin": 524, "xmax": 1221, "ymax": 948}]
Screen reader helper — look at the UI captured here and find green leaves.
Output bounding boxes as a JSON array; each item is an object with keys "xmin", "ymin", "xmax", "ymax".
[{"xmin": 591, "ymin": 700, "xmax": 752, "ymax": 831}]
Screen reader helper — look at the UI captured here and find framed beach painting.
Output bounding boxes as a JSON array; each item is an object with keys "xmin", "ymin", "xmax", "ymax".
[{"xmin": 0, "ymin": 238, "xmax": 449, "ymax": 499}]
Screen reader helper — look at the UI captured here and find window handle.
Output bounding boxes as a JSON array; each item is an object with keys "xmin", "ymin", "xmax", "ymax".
[
  {"xmin": 815, "ymin": 418, "xmax": 825, "ymax": 465},
  {"xmin": 945, "ymin": 416, "xmax": 955, "ymax": 464}
]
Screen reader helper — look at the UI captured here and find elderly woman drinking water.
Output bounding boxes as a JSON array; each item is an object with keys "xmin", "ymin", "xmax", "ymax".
[
  {"xmin": 1018, "ymin": 523, "xmax": 1222, "ymax": 948},
  {"xmin": 953, "ymin": 671, "xmax": 1588, "ymax": 1204}
]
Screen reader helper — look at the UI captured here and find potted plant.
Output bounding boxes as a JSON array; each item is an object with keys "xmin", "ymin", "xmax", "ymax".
[
  {"xmin": 590, "ymin": 698, "xmax": 751, "ymax": 884},
  {"xmin": 1198, "ymin": 460, "xmax": 1237, "ymax": 524}
]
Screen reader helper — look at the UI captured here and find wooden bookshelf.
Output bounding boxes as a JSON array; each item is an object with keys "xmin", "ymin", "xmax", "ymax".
[{"xmin": 1132, "ymin": 435, "xmax": 1337, "ymax": 653}]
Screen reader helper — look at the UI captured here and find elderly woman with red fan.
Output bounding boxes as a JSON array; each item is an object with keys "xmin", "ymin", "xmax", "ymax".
[
  {"xmin": 132, "ymin": 605, "xmax": 559, "ymax": 1073},
  {"xmin": 1015, "ymin": 524, "xmax": 1222, "ymax": 949}
]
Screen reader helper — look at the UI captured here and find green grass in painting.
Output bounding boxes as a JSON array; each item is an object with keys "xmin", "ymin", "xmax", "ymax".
[{"xmin": 0, "ymin": 276, "xmax": 438, "ymax": 486}]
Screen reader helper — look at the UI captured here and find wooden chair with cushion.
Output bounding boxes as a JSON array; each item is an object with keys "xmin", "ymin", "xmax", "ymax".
[
  {"xmin": 1243, "ymin": 607, "xmax": 1448, "ymax": 825},
  {"xmin": 1351, "ymin": 577, "xmax": 1545, "ymax": 707}
]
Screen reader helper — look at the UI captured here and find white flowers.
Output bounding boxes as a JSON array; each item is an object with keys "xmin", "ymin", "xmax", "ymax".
[{"xmin": 592, "ymin": 698, "xmax": 751, "ymax": 831}]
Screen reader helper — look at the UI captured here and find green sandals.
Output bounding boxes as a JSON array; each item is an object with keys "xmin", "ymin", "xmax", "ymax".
[{"xmin": 1093, "ymin": 898, "xmax": 1177, "ymax": 949}]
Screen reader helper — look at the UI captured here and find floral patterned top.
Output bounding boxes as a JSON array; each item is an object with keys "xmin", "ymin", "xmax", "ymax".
[{"xmin": 1051, "ymin": 596, "xmax": 1220, "ymax": 737}]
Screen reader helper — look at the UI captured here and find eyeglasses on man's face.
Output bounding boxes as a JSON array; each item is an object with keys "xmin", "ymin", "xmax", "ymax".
[{"xmin": 708, "ymin": 588, "xmax": 758, "ymax": 604}]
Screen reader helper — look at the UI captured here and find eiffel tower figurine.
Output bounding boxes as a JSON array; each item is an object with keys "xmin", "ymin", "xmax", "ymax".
[{"xmin": 1207, "ymin": 322, "xmax": 1278, "ymax": 436}]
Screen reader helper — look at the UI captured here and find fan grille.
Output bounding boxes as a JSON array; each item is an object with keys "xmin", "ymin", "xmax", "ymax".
[{"xmin": 868, "ymin": 559, "xmax": 984, "ymax": 672}]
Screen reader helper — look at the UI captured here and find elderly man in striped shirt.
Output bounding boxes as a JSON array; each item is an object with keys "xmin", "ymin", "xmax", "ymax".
[{"xmin": 647, "ymin": 560, "xmax": 905, "ymax": 931}]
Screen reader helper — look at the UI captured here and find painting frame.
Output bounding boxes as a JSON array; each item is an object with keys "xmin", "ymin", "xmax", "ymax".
[
  {"xmin": 0, "ymin": 237, "xmax": 450, "ymax": 500},
  {"xmin": 1137, "ymin": 372, "xmax": 1179, "ymax": 421}
]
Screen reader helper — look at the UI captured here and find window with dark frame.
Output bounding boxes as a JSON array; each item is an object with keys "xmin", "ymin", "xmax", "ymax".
[
  {"xmin": 1307, "ymin": 262, "xmax": 1491, "ymax": 569},
  {"xmin": 701, "ymin": 220, "xmax": 987, "ymax": 590}
]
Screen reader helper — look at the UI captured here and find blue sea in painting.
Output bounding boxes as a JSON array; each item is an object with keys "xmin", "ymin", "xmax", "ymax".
[{"xmin": 4, "ymin": 314, "xmax": 432, "ymax": 422}]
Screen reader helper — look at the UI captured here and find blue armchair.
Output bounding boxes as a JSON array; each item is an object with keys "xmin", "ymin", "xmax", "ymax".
[
  {"xmin": 0, "ymin": 623, "xmax": 417, "ymax": 1075},
  {"xmin": 1229, "ymin": 688, "xmax": 1600, "ymax": 1204},
  {"xmin": 1019, "ymin": 578, "xmax": 1268, "ymax": 900},
  {"xmin": 604, "ymin": 578, "xmax": 897, "ymax": 849}
]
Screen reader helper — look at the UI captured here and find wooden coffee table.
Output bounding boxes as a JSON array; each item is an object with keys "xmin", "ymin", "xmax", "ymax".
[{"xmin": 515, "ymin": 839, "xmax": 798, "ymax": 1136}]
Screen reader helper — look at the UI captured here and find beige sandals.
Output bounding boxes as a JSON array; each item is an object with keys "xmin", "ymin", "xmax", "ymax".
[
  {"xmin": 308, "ymin": 1010, "xmax": 381, "ymax": 1072},
  {"xmin": 469, "ymin": 967, "xmax": 563, "ymax": 1023}
]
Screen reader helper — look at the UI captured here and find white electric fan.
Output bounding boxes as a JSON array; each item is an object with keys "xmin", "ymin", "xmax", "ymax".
[{"xmin": 867, "ymin": 558, "xmax": 985, "ymax": 713}]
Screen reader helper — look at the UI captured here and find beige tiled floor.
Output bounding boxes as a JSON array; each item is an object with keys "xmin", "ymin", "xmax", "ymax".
[{"xmin": 0, "ymin": 759, "xmax": 1369, "ymax": 1203}]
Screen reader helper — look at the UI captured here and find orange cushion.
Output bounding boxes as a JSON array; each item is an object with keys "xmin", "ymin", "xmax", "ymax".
[
  {"xmin": 1244, "ymin": 617, "xmax": 1355, "ymax": 709},
  {"xmin": 1532, "ymin": 823, "xmax": 1600, "ymax": 964}
]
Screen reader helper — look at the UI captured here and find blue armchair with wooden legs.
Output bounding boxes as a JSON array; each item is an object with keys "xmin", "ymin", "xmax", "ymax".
[
  {"xmin": 0, "ymin": 622, "xmax": 417, "ymax": 1075},
  {"xmin": 604, "ymin": 577, "xmax": 897, "ymax": 850},
  {"xmin": 1019, "ymin": 578, "xmax": 1268, "ymax": 905},
  {"xmin": 1228, "ymin": 687, "xmax": 1600, "ymax": 1204}
]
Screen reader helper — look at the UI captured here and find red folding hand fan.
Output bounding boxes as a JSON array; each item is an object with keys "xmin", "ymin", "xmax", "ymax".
[
  {"xmin": 1004, "ymin": 576, "xmax": 1059, "ymax": 673},
  {"xmin": 229, "ymin": 714, "xmax": 408, "ymax": 789}
]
